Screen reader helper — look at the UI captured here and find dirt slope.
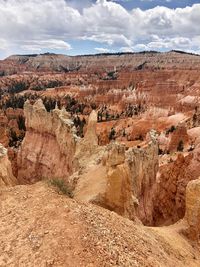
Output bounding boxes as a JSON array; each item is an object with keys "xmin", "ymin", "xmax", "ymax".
[{"xmin": 0, "ymin": 182, "xmax": 199, "ymax": 267}]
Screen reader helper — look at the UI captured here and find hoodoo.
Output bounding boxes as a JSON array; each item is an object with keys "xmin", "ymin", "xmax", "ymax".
[
  {"xmin": 17, "ymin": 100, "xmax": 76, "ymax": 183},
  {"xmin": 0, "ymin": 143, "xmax": 17, "ymax": 186}
]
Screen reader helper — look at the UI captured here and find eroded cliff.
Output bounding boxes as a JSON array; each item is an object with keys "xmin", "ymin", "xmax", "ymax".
[
  {"xmin": 17, "ymin": 100, "xmax": 76, "ymax": 183},
  {"xmin": 74, "ymin": 113, "xmax": 159, "ymax": 224},
  {"xmin": 185, "ymin": 177, "xmax": 200, "ymax": 241},
  {"xmin": 0, "ymin": 143, "xmax": 17, "ymax": 187}
]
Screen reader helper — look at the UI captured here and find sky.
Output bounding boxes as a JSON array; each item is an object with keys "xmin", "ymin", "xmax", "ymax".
[{"xmin": 0, "ymin": 0, "xmax": 200, "ymax": 59}]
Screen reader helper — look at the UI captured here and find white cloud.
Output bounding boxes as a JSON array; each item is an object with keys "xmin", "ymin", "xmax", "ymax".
[
  {"xmin": 120, "ymin": 46, "xmax": 134, "ymax": 52},
  {"xmin": 0, "ymin": 39, "xmax": 8, "ymax": 50},
  {"xmin": 0, "ymin": 0, "xmax": 200, "ymax": 56},
  {"xmin": 95, "ymin": 47, "xmax": 110, "ymax": 53},
  {"xmin": 81, "ymin": 33, "xmax": 132, "ymax": 46},
  {"xmin": 21, "ymin": 40, "xmax": 71, "ymax": 52}
]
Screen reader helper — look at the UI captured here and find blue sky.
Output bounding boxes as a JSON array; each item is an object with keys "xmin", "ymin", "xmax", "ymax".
[
  {"xmin": 67, "ymin": 0, "xmax": 200, "ymax": 10},
  {"xmin": 0, "ymin": 0, "xmax": 200, "ymax": 58},
  {"xmin": 110, "ymin": 0, "xmax": 200, "ymax": 10}
]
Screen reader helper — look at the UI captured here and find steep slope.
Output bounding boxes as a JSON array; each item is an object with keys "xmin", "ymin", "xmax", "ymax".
[
  {"xmin": 0, "ymin": 144, "xmax": 17, "ymax": 187},
  {"xmin": 152, "ymin": 145, "xmax": 200, "ymax": 226},
  {"xmin": 0, "ymin": 181, "xmax": 199, "ymax": 267}
]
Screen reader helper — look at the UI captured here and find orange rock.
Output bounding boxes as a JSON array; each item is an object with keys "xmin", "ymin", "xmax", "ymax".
[{"xmin": 17, "ymin": 100, "xmax": 76, "ymax": 183}]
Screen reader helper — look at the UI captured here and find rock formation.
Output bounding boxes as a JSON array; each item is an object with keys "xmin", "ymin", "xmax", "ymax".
[
  {"xmin": 103, "ymin": 143, "xmax": 135, "ymax": 217},
  {"xmin": 17, "ymin": 100, "xmax": 76, "ymax": 183},
  {"xmin": 0, "ymin": 143, "xmax": 17, "ymax": 186},
  {"xmin": 74, "ymin": 120, "xmax": 159, "ymax": 224},
  {"xmin": 74, "ymin": 110, "xmax": 100, "ymax": 170},
  {"xmin": 152, "ymin": 145, "xmax": 200, "ymax": 226},
  {"xmin": 1, "ymin": 50, "xmax": 200, "ymax": 265},
  {"xmin": 185, "ymin": 177, "xmax": 200, "ymax": 240},
  {"xmin": 0, "ymin": 111, "xmax": 9, "ymax": 147},
  {"xmin": 127, "ymin": 130, "xmax": 159, "ymax": 225},
  {"xmin": 168, "ymin": 124, "xmax": 189, "ymax": 152}
]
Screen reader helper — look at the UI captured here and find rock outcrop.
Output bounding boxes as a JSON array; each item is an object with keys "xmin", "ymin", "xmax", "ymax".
[
  {"xmin": 0, "ymin": 111, "xmax": 9, "ymax": 147},
  {"xmin": 0, "ymin": 143, "xmax": 17, "ymax": 186},
  {"xmin": 17, "ymin": 100, "xmax": 76, "ymax": 183},
  {"xmin": 74, "ymin": 122, "xmax": 159, "ymax": 224},
  {"xmin": 127, "ymin": 130, "xmax": 159, "ymax": 225},
  {"xmin": 102, "ymin": 143, "xmax": 135, "ymax": 219},
  {"xmin": 152, "ymin": 145, "xmax": 200, "ymax": 226},
  {"xmin": 185, "ymin": 177, "xmax": 200, "ymax": 240},
  {"xmin": 16, "ymin": 101, "xmax": 159, "ymax": 224},
  {"xmin": 74, "ymin": 110, "xmax": 100, "ymax": 170},
  {"xmin": 168, "ymin": 124, "xmax": 189, "ymax": 152}
]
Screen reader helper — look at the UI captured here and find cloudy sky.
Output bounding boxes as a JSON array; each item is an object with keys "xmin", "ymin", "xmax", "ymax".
[{"xmin": 0, "ymin": 0, "xmax": 200, "ymax": 58}]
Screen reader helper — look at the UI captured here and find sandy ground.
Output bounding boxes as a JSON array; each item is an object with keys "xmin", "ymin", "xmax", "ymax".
[{"xmin": 0, "ymin": 182, "xmax": 200, "ymax": 267}]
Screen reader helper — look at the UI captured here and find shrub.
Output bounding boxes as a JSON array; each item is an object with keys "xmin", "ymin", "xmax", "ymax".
[
  {"xmin": 109, "ymin": 127, "xmax": 116, "ymax": 140},
  {"xmin": 177, "ymin": 140, "xmax": 184, "ymax": 152},
  {"xmin": 17, "ymin": 115, "xmax": 26, "ymax": 131},
  {"xmin": 166, "ymin": 125, "xmax": 176, "ymax": 135},
  {"xmin": 158, "ymin": 148, "xmax": 163, "ymax": 155},
  {"xmin": 9, "ymin": 128, "xmax": 21, "ymax": 148},
  {"xmin": 8, "ymin": 81, "xmax": 28, "ymax": 94},
  {"xmin": 170, "ymin": 125, "xmax": 176, "ymax": 132},
  {"xmin": 135, "ymin": 134, "xmax": 143, "ymax": 141},
  {"xmin": 49, "ymin": 178, "xmax": 73, "ymax": 198}
]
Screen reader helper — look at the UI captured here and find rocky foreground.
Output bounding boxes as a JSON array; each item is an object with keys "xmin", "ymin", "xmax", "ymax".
[{"xmin": 0, "ymin": 181, "xmax": 200, "ymax": 267}]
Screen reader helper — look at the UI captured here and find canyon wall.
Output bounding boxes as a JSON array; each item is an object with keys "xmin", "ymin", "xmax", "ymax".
[
  {"xmin": 17, "ymin": 99, "xmax": 77, "ymax": 183},
  {"xmin": 185, "ymin": 177, "xmax": 200, "ymax": 241},
  {"xmin": 4, "ymin": 51, "xmax": 200, "ymax": 73},
  {"xmin": 168, "ymin": 124, "xmax": 189, "ymax": 152},
  {"xmin": 0, "ymin": 144, "xmax": 17, "ymax": 187},
  {"xmin": 74, "ymin": 110, "xmax": 99, "ymax": 170},
  {"xmin": 152, "ymin": 145, "xmax": 200, "ymax": 226},
  {"xmin": 3, "ymin": 98, "xmax": 199, "ymax": 229},
  {"xmin": 74, "ymin": 111, "xmax": 159, "ymax": 224},
  {"xmin": 127, "ymin": 131, "xmax": 159, "ymax": 225}
]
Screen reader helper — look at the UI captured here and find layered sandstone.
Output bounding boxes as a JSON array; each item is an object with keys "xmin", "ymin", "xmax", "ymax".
[
  {"xmin": 185, "ymin": 177, "xmax": 200, "ymax": 240},
  {"xmin": 4, "ymin": 51, "xmax": 200, "ymax": 73},
  {"xmin": 0, "ymin": 143, "xmax": 17, "ymax": 186},
  {"xmin": 74, "ymin": 110, "xmax": 99, "ymax": 170},
  {"xmin": 127, "ymin": 130, "xmax": 159, "ymax": 225},
  {"xmin": 152, "ymin": 145, "xmax": 200, "ymax": 226},
  {"xmin": 168, "ymin": 124, "xmax": 189, "ymax": 152},
  {"xmin": 74, "ymin": 114, "xmax": 159, "ymax": 224},
  {"xmin": 0, "ymin": 111, "xmax": 9, "ymax": 147},
  {"xmin": 74, "ymin": 142, "xmax": 137, "ymax": 221},
  {"xmin": 17, "ymin": 100, "xmax": 76, "ymax": 183}
]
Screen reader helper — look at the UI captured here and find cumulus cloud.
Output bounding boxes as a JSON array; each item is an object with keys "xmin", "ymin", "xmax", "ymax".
[
  {"xmin": 120, "ymin": 46, "xmax": 134, "ymax": 52},
  {"xmin": 0, "ymin": 39, "xmax": 8, "ymax": 50},
  {"xmin": 95, "ymin": 47, "xmax": 110, "ymax": 53},
  {"xmin": 0, "ymin": 0, "xmax": 200, "ymax": 57},
  {"xmin": 21, "ymin": 40, "xmax": 71, "ymax": 52}
]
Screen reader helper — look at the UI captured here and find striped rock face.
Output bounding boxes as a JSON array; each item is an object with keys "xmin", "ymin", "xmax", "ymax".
[
  {"xmin": 185, "ymin": 177, "xmax": 200, "ymax": 240},
  {"xmin": 0, "ymin": 143, "xmax": 17, "ymax": 187}
]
